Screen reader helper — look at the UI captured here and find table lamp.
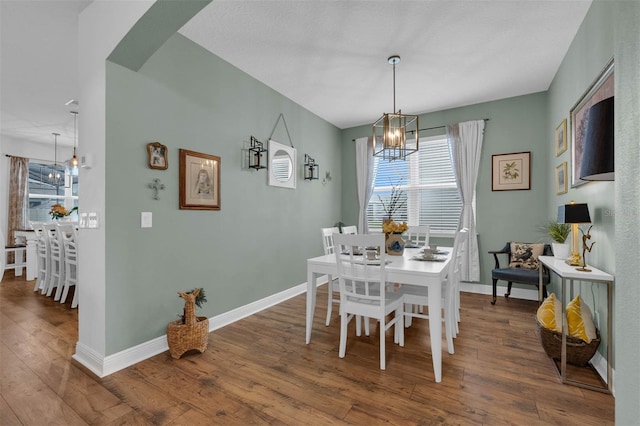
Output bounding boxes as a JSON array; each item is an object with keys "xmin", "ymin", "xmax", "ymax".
[{"xmin": 557, "ymin": 202, "xmax": 591, "ymax": 267}]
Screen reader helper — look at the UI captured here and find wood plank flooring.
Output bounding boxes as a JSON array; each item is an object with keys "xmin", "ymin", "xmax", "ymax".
[{"xmin": 0, "ymin": 273, "xmax": 614, "ymax": 425}]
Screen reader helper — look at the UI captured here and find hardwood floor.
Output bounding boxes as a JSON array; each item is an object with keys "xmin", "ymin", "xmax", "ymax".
[{"xmin": 1, "ymin": 273, "xmax": 614, "ymax": 425}]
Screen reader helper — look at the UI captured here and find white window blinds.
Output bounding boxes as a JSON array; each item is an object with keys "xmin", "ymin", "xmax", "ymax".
[{"xmin": 366, "ymin": 136, "xmax": 462, "ymax": 232}]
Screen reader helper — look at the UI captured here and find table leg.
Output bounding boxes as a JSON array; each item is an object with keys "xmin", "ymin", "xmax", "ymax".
[
  {"xmin": 306, "ymin": 270, "xmax": 318, "ymax": 344},
  {"xmin": 429, "ymin": 285, "xmax": 442, "ymax": 382}
]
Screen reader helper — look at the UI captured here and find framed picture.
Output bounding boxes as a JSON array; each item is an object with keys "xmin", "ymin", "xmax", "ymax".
[
  {"xmin": 555, "ymin": 162, "xmax": 567, "ymax": 195},
  {"xmin": 179, "ymin": 149, "xmax": 221, "ymax": 210},
  {"xmin": 555, "ymin": 119, "xmax": 567, "ymax": 157},
  {"xmin": 491, "ymin": 151, "xmax": 531, "ymax": 191},
  {"xmin": 147, "ymin": 142, "xmax": 168, "ymax": 170},
  {"xmin": 570, "ymin": 59, "xmax": 614, "ymax": 187}
]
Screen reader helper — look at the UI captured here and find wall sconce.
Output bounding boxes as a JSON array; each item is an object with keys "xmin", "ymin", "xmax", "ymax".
[
  {"xmin": 248, "ymin": 136, "xmax": 267, "ymax": 170},
  {"xmin": 304, "ymin": 154, "xmax": 319, "ymax": 180}
]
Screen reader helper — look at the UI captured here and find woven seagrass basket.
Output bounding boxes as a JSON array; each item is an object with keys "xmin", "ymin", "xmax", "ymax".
[
  {"xmin": 537, "ymin": 320, "xmax": 600, "ymax": 367},
  {"xmin": 166, "ymin": 316, "xmax": 209, "ymax": 359}
]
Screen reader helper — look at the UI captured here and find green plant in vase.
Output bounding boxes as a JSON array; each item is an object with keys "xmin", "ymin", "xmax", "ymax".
[{"xmin": 542, "ymin": 220, "xmax": 571, "ymax": 260}]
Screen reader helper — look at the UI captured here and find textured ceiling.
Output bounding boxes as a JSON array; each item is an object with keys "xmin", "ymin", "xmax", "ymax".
[
  {"xmin": 1, "ymin": 0, "xmax": 592, "ymax": 147},
  {"xmin": 179, "ymin": 0, "xmax": 592, "ymax": 129}
]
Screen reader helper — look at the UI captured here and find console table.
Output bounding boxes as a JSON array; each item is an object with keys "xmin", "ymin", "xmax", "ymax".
[{"xmin": 538, "ymin": 255, "xmax": 613, "ymax": 394}]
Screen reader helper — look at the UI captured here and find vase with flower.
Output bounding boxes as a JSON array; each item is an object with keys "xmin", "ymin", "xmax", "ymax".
[
  {"xmin": 49, "ymin": 204, "xmax": 77, "ymax": 221},
  {"xmin": 382, "ymin": 220, "xmax": 408, "ymax": 255}
]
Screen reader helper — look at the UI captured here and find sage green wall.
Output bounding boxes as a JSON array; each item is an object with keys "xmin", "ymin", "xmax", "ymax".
[
  {"xmin": 341, "ymin": 92, "xmax": 549, "ymax": 288},
  {"xmin": 612, "ymin": 0, "xmax": 639, "ymax": 421},
  {"xmin": 546, "ymin": 1, "xmax": 615, "ymax": 367},
  {"xmin": 105, "ymin": 34, "xmax": 341, "ymax": 353}
]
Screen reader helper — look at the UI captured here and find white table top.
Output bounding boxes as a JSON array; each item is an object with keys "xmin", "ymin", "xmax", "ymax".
[
  {"xmin": 538, "ymin": 255, "xmax": 613, "ymax": 282},
  {"xmin": 307, "ymin": 248, "xmax": 451, "ymax": 279}
]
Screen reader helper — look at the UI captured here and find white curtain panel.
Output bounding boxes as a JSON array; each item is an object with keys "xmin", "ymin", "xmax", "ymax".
[
  {"xmin": 447, "ymin": 120, "xmax": 485, "ymax": 282},
  {"xmin": 355, "ymin": 137, "xmax": 376, "ymax": 234}
]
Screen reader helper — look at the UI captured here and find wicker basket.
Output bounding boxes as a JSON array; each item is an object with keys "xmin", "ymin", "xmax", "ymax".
[
  {"xmin": 537, "ymin": 320, "xmax": 600, "ymax": 366},
  {"xmin": 166, "ymin": 316, "xmax": 209, "ymax": 359}
]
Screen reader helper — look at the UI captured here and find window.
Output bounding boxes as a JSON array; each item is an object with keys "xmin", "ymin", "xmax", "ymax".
[
  {"xmin": 366, "ymin": 136, "xmax": 463, "ymax": 234},
  {"xmin": 28, "ymin": 161, "xmax": 78, "ymax": 222}
]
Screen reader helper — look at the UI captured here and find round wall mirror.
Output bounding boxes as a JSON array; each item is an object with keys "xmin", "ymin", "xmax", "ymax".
[{"xmin": 271, "ymin": 149, "xmax": 293, "ymax": 182}]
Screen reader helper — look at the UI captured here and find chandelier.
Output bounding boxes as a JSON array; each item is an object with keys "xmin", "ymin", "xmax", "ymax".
[{"xmin": 372, "ymin": 55, "xmax": 419, "ymax": 161}]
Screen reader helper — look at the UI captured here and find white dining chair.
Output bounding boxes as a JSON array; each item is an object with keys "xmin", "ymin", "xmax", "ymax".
[
  {"xmin": 321, "ymin": 226, "xmax": 340, "ymax": 326},
  {"xmin": 0, "ymin": 227, "xmax": 27, "ymax": 282},
  {"xmin": 341, "ymin": 225, "xmax": 357, "ymax": 235},
  {"xmin": 333, "ymin": 233, "xmax": 404, "ymax": 370},
  {"xmin": 406, "ymin": 225, "xmax": 430, "ymax": 248},
  {"xmin": 322, "ymin": 227, "xmax": 371, "ymax": 336},
  {"xmin": 31, "ymin": 222, "xmax": 49, "ymax": 292},
  {"xmin": 398, "ymin": 228, "xmax": 467, "ymax": 354},
  {"xmin": 57, "ymin": 223, "xmax": 77, "ymax": 306},
  {"xmin": 43, "ymin": 224, "xmax": 64, "ymax": 298}
]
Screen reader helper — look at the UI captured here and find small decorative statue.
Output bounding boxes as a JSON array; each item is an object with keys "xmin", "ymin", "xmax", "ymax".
[{"xmin": 576, "ymin": 226, "xmax": 595, "ymax": 272}]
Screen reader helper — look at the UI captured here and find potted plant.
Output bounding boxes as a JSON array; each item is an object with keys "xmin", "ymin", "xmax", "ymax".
[
  {"xmin": 543, "ymin": 220, "xmax": 571, "ymax": 260},
  {"xmin": 166, "ymin": 288, "xmax": 209, "ymax": 359}
]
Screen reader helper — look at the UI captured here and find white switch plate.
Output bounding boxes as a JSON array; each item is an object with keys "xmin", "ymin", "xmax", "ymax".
[
  {"xmin": 141, "ymin": 212, "xmax": 152, "ymax": 228},
  {"xmin": 87, "ymin": 212, "xmax": 99, "ymax": 228}
]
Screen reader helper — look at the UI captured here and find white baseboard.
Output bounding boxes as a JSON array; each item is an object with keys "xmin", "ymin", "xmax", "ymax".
[{"xmin": 73, "ymin": 282, "xmax": 310, "ymax": 377}]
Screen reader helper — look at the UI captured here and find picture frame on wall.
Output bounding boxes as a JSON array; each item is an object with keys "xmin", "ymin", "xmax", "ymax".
[
  {"xmin": 555, "ymin": 119, "xmax": 567, "ymax": 157},
  {"xmin": 570, "ymin": 58, "xmax": 614, "ymax": 187},
  {"xmin": 491, "ymin": 151, "xmax": 531, "ymax": 191},
  {"xmin": 147, "ymin": 142, "xmax": 168, "ymax": 170},
  {"xmin": 555, "ymin": 162, "xmax": 567, "ymax": 195},
  {"xmin": 179, "ymin": 149, "xmax": 221, "ymax": 210}
]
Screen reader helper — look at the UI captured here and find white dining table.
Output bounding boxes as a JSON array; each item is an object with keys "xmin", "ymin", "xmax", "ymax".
[{"xmin": 306, "ymin": 247, "xmax": 451, "ymax": 382}]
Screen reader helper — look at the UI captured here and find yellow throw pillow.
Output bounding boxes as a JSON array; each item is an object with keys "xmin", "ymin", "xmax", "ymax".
[
  {"xmin": 566, "ymin": 295, "xmax": 597, "ymax": 343},
  {"xmin": 509, "ymin": 242, "xmax": 544, "ymax": 270},
  {"xmin": 536, "ymin": 293, "xmax": 562, "ymax": 333}
]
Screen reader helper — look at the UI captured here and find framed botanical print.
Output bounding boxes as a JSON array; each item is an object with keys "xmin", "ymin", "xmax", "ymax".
[
  {"xmin": 555, "ymin": 119, "xmax": 567, "ymax": 157},
  {"xmin": 491, "ymin": 151, "xmax": 531, "ymax": 191},
  {"xmin": 179, "ymin": 149, "xmax": 221, "ymax": 210},
  {"xmin": 570, "ymin": 58, "xmax": 614, "ymax": 187},
  {"xmin": 147, "ymin": 142, "xmax": 168, "ymax": 170},
  {"xmin": 555, "ymin": 162, "xmax": 567, "ymax": 195}
]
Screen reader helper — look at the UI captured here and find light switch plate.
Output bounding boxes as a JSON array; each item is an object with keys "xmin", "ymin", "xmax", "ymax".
[{"xmin": 141, "ymin": 212, "xmax": 152, "ymax": 228}]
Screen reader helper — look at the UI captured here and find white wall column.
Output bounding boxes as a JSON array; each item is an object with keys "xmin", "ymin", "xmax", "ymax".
[{"xmin": 74, "ymin": 0, "xmax": 154, "ymax": 377}]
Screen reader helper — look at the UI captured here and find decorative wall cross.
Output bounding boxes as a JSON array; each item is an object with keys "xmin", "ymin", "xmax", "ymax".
[{"xmin": 148, "ymin": 178, "xmax": 165, "ymax": 200}]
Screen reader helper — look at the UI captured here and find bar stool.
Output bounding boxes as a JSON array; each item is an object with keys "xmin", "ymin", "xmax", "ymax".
[
  {"xmin": 58, "ymin": 224, "xmax": 77, "ymax": 306},
  {"xmin": 1, "ymin": 228, "xmax": 27, "ymax": 282}
]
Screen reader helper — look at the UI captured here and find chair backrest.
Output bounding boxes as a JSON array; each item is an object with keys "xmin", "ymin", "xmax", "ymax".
[
  {"xmin": 500, "ymin": 242, "xmax": 553, "ymax": 265},
  {"xmin": 333, "ymin": 233, "xmax": 387, "ymax": 312},
  {"xmin": 449, "ymin": 228, "xmax": 468, "ymax": 279},
  {"xmin": 44, "ymin": 224, "xmax": 61, "ymax": 257},
  {"xmin": 406, "ymin": 225, "xmax": 430, "ymax": 247},
  {"xmin": 342, "ymin": 225, "xmax": 357, "ymax": 235},
  {"xmin": 321, "ymin": 227, "xmax": 340, "ymax": 255}
]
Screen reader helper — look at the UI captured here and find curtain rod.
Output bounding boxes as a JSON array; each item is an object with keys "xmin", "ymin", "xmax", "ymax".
[
  {"xmin": 5, "ymin": 153, "xmax": 55, "ymax": 164},
  {"xmin": 352, "ymin": 118, "xmax": 490, "ymax": 141}
]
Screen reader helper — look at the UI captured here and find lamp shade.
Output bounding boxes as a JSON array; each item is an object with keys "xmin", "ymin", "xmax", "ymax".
[
  {"xmin": 558, "ymin": 203, "xmax": 591, "ymax": 224},
  {"xmin": 579, "ymin": 97, "xmax": 614, "ymax": 181}
]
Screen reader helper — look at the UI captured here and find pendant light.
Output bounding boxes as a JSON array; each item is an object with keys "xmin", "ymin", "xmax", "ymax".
[
  {"xmin": 372, "ymin": 55, "xmax": 419, "ymax": 161},
  {"xmin": 48, "ymin": 132, "xmax": 62, "ymax": 184},
  {"xmin": 69, "ymin": 111, "xmax": 79, "ymax": 169}
]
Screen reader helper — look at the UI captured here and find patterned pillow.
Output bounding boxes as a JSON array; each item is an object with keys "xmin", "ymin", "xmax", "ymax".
[
  {"xmin": 509, "ymin": 242, "xmax": 544, "ymax": 270},
  {"xmin": 566, "ymin": 295, "xmax": 597, "ymax": 343},
  {"xmin": 536, "ymin": 293, "xmax": 562, "ymax": 333}
]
